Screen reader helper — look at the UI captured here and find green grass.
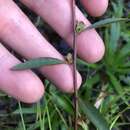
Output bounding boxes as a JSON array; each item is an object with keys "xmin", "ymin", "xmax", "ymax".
[{"xmin": 0, "ymin": 0, "xmax": 130, "ymax": 130}]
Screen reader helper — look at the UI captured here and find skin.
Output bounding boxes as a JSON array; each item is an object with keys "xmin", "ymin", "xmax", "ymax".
[
  {"xmin": 0, "ymin": 0, "xmax": 108, "ymax": 103},
  {"xmin": 81, "ymin": 0, "xmax": 109, "ymax": 17}
]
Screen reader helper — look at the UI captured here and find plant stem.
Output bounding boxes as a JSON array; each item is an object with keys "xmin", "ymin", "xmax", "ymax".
[{"xmin": 72, "ymin": 0, "xmax": 78, "ymax": 130}]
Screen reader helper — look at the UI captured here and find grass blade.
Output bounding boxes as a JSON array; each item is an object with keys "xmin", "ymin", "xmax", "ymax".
[
  {"xmin": 18, "ymin": 102, "xmax": 26, "ymax": 130},
  {"xmin": 79, "ymin": 99, "xmax": 109, "ymax": 130},
  {"xmin": 107, "ymin": 71, "xmax": 128, "ymax": 105},
  {"xmin": 86, "ymin": 18, "xmax": 130, "ymax": 30},
  {"xmin": 11, "ymin": 57, "xmax": 65, "ymax": 70}
]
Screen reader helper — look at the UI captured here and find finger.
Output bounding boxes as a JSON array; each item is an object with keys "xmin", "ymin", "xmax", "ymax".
[
  {"xmin": 0, "ymin": 43, "xmax": 44, "ymax": 103},
  {"xmin": 80, "ymin": 0, "xmax": 109, "ymax": 17},
  {"xmin": 21, "ymin": 0, "xmax": 105, "ymax": 63},
  {"xmin": 0, "ymin": 0, "xmax": 82, "ymax": 92}
]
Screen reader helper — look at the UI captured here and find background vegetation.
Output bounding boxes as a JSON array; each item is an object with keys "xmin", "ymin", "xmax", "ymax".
[{"xmin": 0, "ymin": 0, "xmax": 130, "ymax": 130}]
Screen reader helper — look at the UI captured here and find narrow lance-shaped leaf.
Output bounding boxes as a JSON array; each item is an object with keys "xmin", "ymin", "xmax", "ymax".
[
  {"xmin": 79, "ymin": 99, "xmax": 109, "ymax": 130},
  {"xmin": 85, "ymin": 18, "xmax": 130, "ymax": 30},
  {"xmin": 11, "ymin": 57, "xmax": 65, "ymax": 70}
]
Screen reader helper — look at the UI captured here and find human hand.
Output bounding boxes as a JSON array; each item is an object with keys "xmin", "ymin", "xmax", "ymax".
[{"xmin": 0, "ymin": 0, "xmax": 108, "ymax": 103}]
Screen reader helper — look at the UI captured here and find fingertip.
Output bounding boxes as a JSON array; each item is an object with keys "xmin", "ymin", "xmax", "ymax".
[
  {"xmin": 17, "ymin": 76, "xmax": 44, "ymax": 103},
  {"xmin": 84, "ymin": 38, "xmax": 105, "ymax": 63},
  {"xmin": 76, "ymin": 29, "xmax": 105, "ymax": 63},
  {"xmin": 61, "ymin": 70, "xmax": 82, "ymax": 93},
  {"xmin": 81, "ymin": 0, "xmax": 109, "ymax": 17},
  {"xmin": 0, "ymin": 44, "xmax": 45, "ymax": 104},
  {"xmin": 41, "ymin": 64, "xmax": 82, "ymax": 93}
]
